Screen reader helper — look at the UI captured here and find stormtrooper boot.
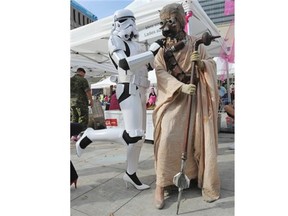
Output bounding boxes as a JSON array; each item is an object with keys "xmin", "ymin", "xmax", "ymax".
[
  {"xmin": 123, "ymin": 140, "xmax": 150, "ymax": 190},
  {"xmin": 76, "ymin": 127, "xmax": 142, "ymax": 157}
]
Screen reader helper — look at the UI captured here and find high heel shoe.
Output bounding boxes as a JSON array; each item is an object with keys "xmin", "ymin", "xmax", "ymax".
[
  {"xmin": 154, "ymin": 185, "xmax": 165, "ymax": 209},
  {"xmin": 123, "ymin": 172, "xmax": 150, "ymax": 190},
  {"xmin": 70, "ymin": 161, "xmax": 78, "ymax": 189}
]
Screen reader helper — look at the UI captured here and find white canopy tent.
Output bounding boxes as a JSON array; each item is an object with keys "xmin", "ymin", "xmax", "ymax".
[
  {"xmin": 71, "ymin": 0, "xmax": 228, "ymax": 78},
  {"xmin": 91, "ymin": 77, "xmax": 116, "ymax": 89}
]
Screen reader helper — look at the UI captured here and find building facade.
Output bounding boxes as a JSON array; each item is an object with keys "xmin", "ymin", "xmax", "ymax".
[
  {"xmin": 70, "ymin": 0, "xmax": 98, "ymax": 30},
  {"xmin": 199, "ymin": 0, "xmax": 234, "ymax": 25},
  {"xmin": 199, "ymin": 0, "xmax": 234, "ymax": 38},
  {"xmin": 199, "ymin": 0, "xmax": 234, "ymax": 61}
]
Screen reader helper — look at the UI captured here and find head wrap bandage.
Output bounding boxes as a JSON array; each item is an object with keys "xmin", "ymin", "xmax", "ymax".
[
  {"xmin": 159, "ymin": 3, "xmax": 186, "ymax": 41},
  {"xmin": 159, "ymin": 3, "xmax": 186, "ymax": 31}
]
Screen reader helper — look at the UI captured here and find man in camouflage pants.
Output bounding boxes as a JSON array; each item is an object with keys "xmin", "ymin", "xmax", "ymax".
[{"xmin": 70, "ymin": 68, "xmax": 93, "ymax": 130}]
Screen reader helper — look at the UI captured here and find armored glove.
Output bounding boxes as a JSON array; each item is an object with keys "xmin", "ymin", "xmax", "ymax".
[
  {"xmin": 181, "ymin": 83, "xmax": 196, "ymax": 95},
  {"xmin": 119, "ymin": 39, "xmax": 164, "ymax": 71},
  {"xmin": 149, "ymin": 39, "xmax": 164, "ymax": 56},
  {"xmin": 119, "ymin": 58, "xmax": 129, "ymax": 70},
  {"xmin": 191, "ymin": 51, "xmax": 204, "ymax": 71}
]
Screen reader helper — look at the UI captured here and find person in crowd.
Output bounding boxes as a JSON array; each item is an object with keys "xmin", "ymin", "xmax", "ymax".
[
  {"xmin": 224, "ymin": 83, "xmax": 235, "ymax": 119},
  {"xmin": 218, "ymin": 82, "xmax": 227, "ymax": 98},
  {"xmin": 75, "ymin": 8, "xmax": 162, "ymax": 191},
  {"xmin": 224, "ymin": 99, "xmax": 235, "ymax": 119},
  {"xmin": 70, "ymin": 68, "xmax": 94, "ymax": 130},
  {"xmin": 146, "ymin": 87, "xmax": 157, "ymax": 109},
  {"xmin": 109, "ymin": 89, "xmax": 121, "ymax": 110},
  {"xmin": 104, "ymin": 94, "xmax": 110, "ymax": 110},
  {"xmin": 98, "ymin": 93, "xmax": 104, "ymax": 105},
  {"xmin": 224, "ymin": 99, "xmax": 235, "ymax": 150},
  {"xmin": 230, "ymin": 83, "xmax": 235, "ymax": 102},
  {"xmin": 218, "ymin": 82, "xmax": 229, "ymax": 110},
  {"xmin": 219, "ymin": 82, "xmax": 228, "ymax": 102},
  {"xmin": 152, "ymin": 3, "xmax": 220, "ymax": 209},
  {"xmin": 104, "ymin": 95, "xmax": 109, "ymax": 102}
]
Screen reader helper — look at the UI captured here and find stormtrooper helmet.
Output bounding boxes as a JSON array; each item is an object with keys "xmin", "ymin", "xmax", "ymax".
[{"xmin": 112, "ymin": 9, "xmax": 139, "ymax": 40}]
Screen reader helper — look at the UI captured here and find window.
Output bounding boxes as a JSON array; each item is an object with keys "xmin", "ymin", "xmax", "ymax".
[
  {"xmin": 73, "ymin": 9, "xmax": 76, "ymax": 22},
  {"xmin": 83, "ymin": 15, "xmax": 85, "ymax": 25},
  {"xmin": 78, "ymin": 12, "xmax": 81, "ymax": 25}
]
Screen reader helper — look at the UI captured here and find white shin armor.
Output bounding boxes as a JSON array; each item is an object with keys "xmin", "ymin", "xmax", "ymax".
[{"xmin": 126, "ymin": 139, "xmax": 144, "ymax": 175}]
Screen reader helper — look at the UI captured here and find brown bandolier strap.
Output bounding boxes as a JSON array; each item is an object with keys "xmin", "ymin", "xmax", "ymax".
[
  {"xmin": 163, "ymin": 40, "xmax": 201, "ymax": 86},
  {"xmin": 164, "ymin": 48, "xmax": 191, "ymax": 84}
]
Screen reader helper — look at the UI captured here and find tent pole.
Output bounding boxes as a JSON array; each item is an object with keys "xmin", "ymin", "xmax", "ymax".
[{"xmin": 225, "ymin": 56, "xmax": 231, "ymax": 103}]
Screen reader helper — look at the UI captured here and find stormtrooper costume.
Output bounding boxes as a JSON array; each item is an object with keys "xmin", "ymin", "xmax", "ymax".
[{"xmin": 76, "ymin": 9, "xmax": 161, "ymax": 190}]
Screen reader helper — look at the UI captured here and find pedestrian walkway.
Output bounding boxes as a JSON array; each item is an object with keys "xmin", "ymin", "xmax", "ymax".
[{"xmin": 70, "ymin": 132, "xmax": 234, "ymax": 216}]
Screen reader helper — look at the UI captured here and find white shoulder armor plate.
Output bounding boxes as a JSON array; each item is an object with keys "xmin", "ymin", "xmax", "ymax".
[{"xmin": 108, "ymin": 35, "xmax": 126, "ymax": 54}]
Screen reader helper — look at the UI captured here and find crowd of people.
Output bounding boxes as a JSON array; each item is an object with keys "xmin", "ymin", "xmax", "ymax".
[
  {"xmin": 96, "ymin": 89, "xmax": 121, "ymax": 111},
  {"xmin": 218, "ymin": 81, "xmax": 235, "ymax": 130},
  {"xmin": 70, "ymin": 1, "xmax": 234, "ymax": 212},
  {"xmin": 96, "ymin": 86, "xmax": 157, "ymax": 111},
  {"xmin": 218, "ymin": 82, "xmax": 235, "ymax": 110}
]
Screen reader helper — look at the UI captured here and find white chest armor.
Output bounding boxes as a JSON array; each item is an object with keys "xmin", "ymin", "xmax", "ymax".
[{"xmin": 108, "ymin": 35, "xmax": 149, "ymax": 87}]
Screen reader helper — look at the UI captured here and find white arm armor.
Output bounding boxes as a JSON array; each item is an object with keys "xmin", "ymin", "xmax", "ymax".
[
  {"xmin": 123, "ymin": 40, "xmax": 163, "ymax": 71},
  {"xmin": 124, "ymin": 51, "xmax": 154, "ymax": 71},
  {"xmin": 108, "ymin": 35, "xmax": 128, "ymax": 67}
]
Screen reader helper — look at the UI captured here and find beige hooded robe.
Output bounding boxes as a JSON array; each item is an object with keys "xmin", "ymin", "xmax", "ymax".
[{"xmin": 153, "ymin": 35, "xmax": 220, "ymax": 202}]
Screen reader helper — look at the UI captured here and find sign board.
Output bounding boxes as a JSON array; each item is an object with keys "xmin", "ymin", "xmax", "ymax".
[
  {"xmin": 105, "ymin": 118, "xmax": 118, "ymax": 127},
  {"xmin": 138, "ymin": 23, "xmax": 162, "ymax": 42}
]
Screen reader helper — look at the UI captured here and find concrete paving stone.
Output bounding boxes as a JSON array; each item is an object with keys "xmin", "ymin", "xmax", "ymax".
[{"xmin": 71, "ymin": 132, "xmax": 234, "ymax": 216}]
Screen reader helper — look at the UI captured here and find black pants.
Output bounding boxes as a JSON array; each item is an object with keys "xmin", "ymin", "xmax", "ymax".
[
  {"xmin": 70, "ymin": 161, "xmax": 78, "ymax": 185},
  {"xmin": 70, "ymin": 123, "xmax": 83, "ymax": 185},
  {"xmin": 70, "ymin": 122, "xmax": 84, "ymax": 136}
]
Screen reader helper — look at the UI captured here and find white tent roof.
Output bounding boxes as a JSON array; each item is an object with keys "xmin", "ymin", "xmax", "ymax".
[
  {"xmin": 91, "ymin": 77, "xmax": 116, "ymax": 89},
  {"xmin": 71, "ymin": 0, "xmax": 228, "ymax": 77}
]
